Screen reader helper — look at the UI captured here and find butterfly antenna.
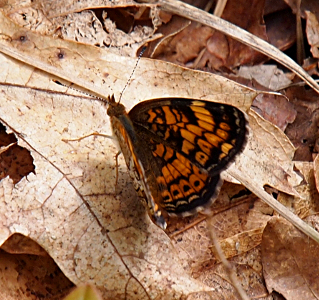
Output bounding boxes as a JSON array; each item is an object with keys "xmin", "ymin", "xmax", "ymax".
[
  {"xmin": 52, "ymin": 80, "xmax": 104, "ymax": 102},
  {"xmin": 118, "ymin": 46, "xmax": 146, "ymax": 103}
]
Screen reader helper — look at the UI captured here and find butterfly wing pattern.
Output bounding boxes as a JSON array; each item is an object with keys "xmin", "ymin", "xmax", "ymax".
[{"xmin": 107, "ymin": 96, "xmax": 248, "ymax": 229}]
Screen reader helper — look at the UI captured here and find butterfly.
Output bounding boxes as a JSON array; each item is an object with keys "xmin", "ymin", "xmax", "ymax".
[{"xmin": 107, "ymin": 95, "xmax": 248, "ymax": 229}]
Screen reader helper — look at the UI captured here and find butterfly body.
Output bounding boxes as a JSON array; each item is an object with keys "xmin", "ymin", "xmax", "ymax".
[{"xmin": 107, "ymin": 95, "xmax": 248, "ymax": 229}]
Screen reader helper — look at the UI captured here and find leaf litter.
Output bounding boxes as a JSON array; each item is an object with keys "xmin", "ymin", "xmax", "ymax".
[{"xmin": 1, "ymin": 0, "xmax": 319, "ymax": 299}]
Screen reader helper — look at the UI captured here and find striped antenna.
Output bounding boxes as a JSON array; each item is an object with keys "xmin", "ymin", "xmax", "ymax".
[{"xmin": 118, "ymin": 46, "xmax": 146, "ymax": 103}]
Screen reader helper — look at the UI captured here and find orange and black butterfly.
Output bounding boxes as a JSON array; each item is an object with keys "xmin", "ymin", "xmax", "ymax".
[{"xmin": 107, "ymin": 96, "xmax": 248, "ymax": 229}]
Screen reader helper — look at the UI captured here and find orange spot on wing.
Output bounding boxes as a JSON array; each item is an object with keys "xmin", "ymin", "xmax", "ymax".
[
  {"xmin": 172, "ymin": 159, "xmax": 191, "ymax": 177},
  {"xmin": 164, "ymin": 129, "xmax": 170, "ymax": 139},
  {"xmin": 195, "ymin": 151, "xmax": 209, "ymax": 166},
  {"xmin": 182, "ymin": 139, "xmax": 195, "ymax": 155},
  {"xmin": 205, "ymin": 133, "xmax": 223, "ymax": 147},
  {"xmin": 177, "ymin": 122, "xmax": 186, "ymax": 128},
  {"xmin": 162, "ymin": 106, "xmax": 177, "ymax": 124},
  {"xmin": 186, "ymin": 124, "xmax": 204, "ymax": 136},
  {"xmin": 198, "ymin": 139, "xmax": 213, "ymax": 155},
  {"xmin": 167, "ymin": 163, "xmax": 180, "ymax": 179},
  {"xmin": 156, "ymin": 118, "xmax": 164, "ymax": 124},
  {"xmin": 193, "ymin": 165, "xmax": 208, "ymax": 181},
  {"xmin": 219, "ymin": 153, "xmax": 227, "ymax": 160},
  {"xmin": 195, "ymin": 112, "xmax": 215, "ymax": 124},
  {"xmin": 198, "ymin": 120, "xmax": 215, "ymax": 131},
  {"xmin": 172, "ymin": 109, "xmax": 189, "ymax": 123},
  {"xmin": 191, "ymin": 100, "xmax": 206, "ymax": 107},
  {"xmin": 157, "ymin": 175, "xmax": 166, "ymax": 186},
  {"xmin": 181, "ymin": 128, "xmax": 196, "ymax": 144},
  {"xmin": 190, "ymin": 104, "xmax": 211, "ymax": 114},
  {"xmin": 189, "ymin": 174, "xmax": 205, "ymax": 192},
  {"xmin": 216, "ymin": 129, "xmax": 229, "ymax": 140},
  {"xmin": 147, "ymin": 109, "xmax": 157, "ymax": 123},
  {"xmin": 179, "ymin": 179, "xmax": 195, "ymax": 196},
  {"xmin": 170, "ymin": 184, "xmax": 183, "ymax": 199},
  {"xmin": 162, "ymin": 166, "xmax": 174, "ymax": 183},
  {"xmin": 153, "ymin": 143, "xmax": 165, "ymax": 157},
  {"xmin": 151, "ymin": 123, "xmax": 158, "ymax": 132},
  {"xmin": 220, "ymin": 122, "xmax": 231, "ymax": 131},
  {"xmin": 164, "ymin": 147, "xmax": 174, "ymax": 161},
  {"xmin": 176, "ymin": 152, "xmax": 192, "ymax": 170},
  {"xmin": 221, "ymin": 143, "xmax": 233, "ymax": 155}
]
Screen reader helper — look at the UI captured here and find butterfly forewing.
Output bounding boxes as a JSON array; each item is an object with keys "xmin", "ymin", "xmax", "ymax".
[{"xmin": 129, "ymin": 98, "xmax": 247, "ymax": 174}]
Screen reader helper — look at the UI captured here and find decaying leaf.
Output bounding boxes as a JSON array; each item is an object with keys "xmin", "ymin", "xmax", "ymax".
[
  {"xmin": 0, "ymin": 240, "xmax": 74, "ymax": 300},
  {"xmin": 262, "ymin": 217, "xmax": 319, "ymax": 300}
]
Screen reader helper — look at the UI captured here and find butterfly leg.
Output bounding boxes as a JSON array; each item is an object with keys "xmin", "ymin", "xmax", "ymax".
[
  {"xmin": 62, "ymin": 132, "xmax": 113, "ymax": 143},
  {"xmin": 114, "ymin": 150, "xmax": 122, "ymax": 187},
  {"xmin": 63, "ymin": 132, "xmax": 122, "ymax": 187}
]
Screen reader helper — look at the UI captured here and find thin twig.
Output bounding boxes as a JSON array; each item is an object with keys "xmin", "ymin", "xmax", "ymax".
[{"xmin": 207, "ymin": 220, "xmax": 250, "ymax": 300}]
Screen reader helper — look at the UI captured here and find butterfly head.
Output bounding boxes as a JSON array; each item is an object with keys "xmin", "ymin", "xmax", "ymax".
[{"xmin": 106, "ymin": 95, "xmax": 127, "ymax": 117}]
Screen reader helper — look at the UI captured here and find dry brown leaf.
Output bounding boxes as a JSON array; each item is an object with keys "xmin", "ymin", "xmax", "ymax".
[
  {"xmin": 226, "ymin": 108, "xmax": 300, "ymax": 196},
  {"xmin": 285, "ymin": 86, "xmax": 319, "ymax": 161},
  {"xmin": 203, "ymin": 0, "xmax": 267, "ymax": 69},
  {"xmin": 230, "ymin": 65, "xmax": 297, "ymax": 131},
  {"xmin": 266, "ymin": 8, "xmax": 296, "ymax": 53},
  {"xmin": 306, "ymin": 11, "xmax": 319, "ymax": 59},
  {"xmin": 194, "ymin": 243, "xmax": 270, "ymax": 299},
  {"xmin": 283, "ymin": 0, "xmax": 319, "ymax": 19},
  {"xmin": 314, "ymin": 156, "xmax": 319, "ymax": 195},
  {"xmin": 295, "ymin": 161, "xmax": 319, "ymax": 217},
  {"xmin": 237, "ymin": 65, "xmax": 293, "ymax": 91},
  {"xmin": 0, "ymin": 246, "xmax": 74, "ymax": 300},
  {"xmin": 262, "ymin": 217, "xmax": 319, "ymax": 300},
  {"xmin": 3, "ymin": 0, "xmax": 160, "ymax": 57},
  {"xmin": 4, "ymin": 0, "xmax": 143, "ymax": 20},
  {"xmin": 252, "ymin": 92, "xmax": 297, "ymax": 132},
  {"xmin": 0, "ymin": 11, "xmax": 252, "ymax": 108}
]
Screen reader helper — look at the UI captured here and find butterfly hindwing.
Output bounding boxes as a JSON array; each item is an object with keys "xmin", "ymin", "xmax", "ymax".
[
  {"xmin": 109, "ymin": 108, "xmax": 167, "ymax": 228},
  {"xmin": 143, "ymin": 138, "xmax": 222, "ymax": 215}
]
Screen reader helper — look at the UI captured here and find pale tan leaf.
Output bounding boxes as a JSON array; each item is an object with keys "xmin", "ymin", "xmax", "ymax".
[
  {"xmin": 237, "ymin": 65, "xmax": 293, "ymax": 91},
  {"xmin": 226, "ymin": 108, "xmax": 301, "ymax": 196},
  {"xmin": 262, "ymin": 217, "xmax": 319, "ymax": 300},
  {"xmin": 0, "ymin": 82, "xmax": 212, "ymax": 299}
]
